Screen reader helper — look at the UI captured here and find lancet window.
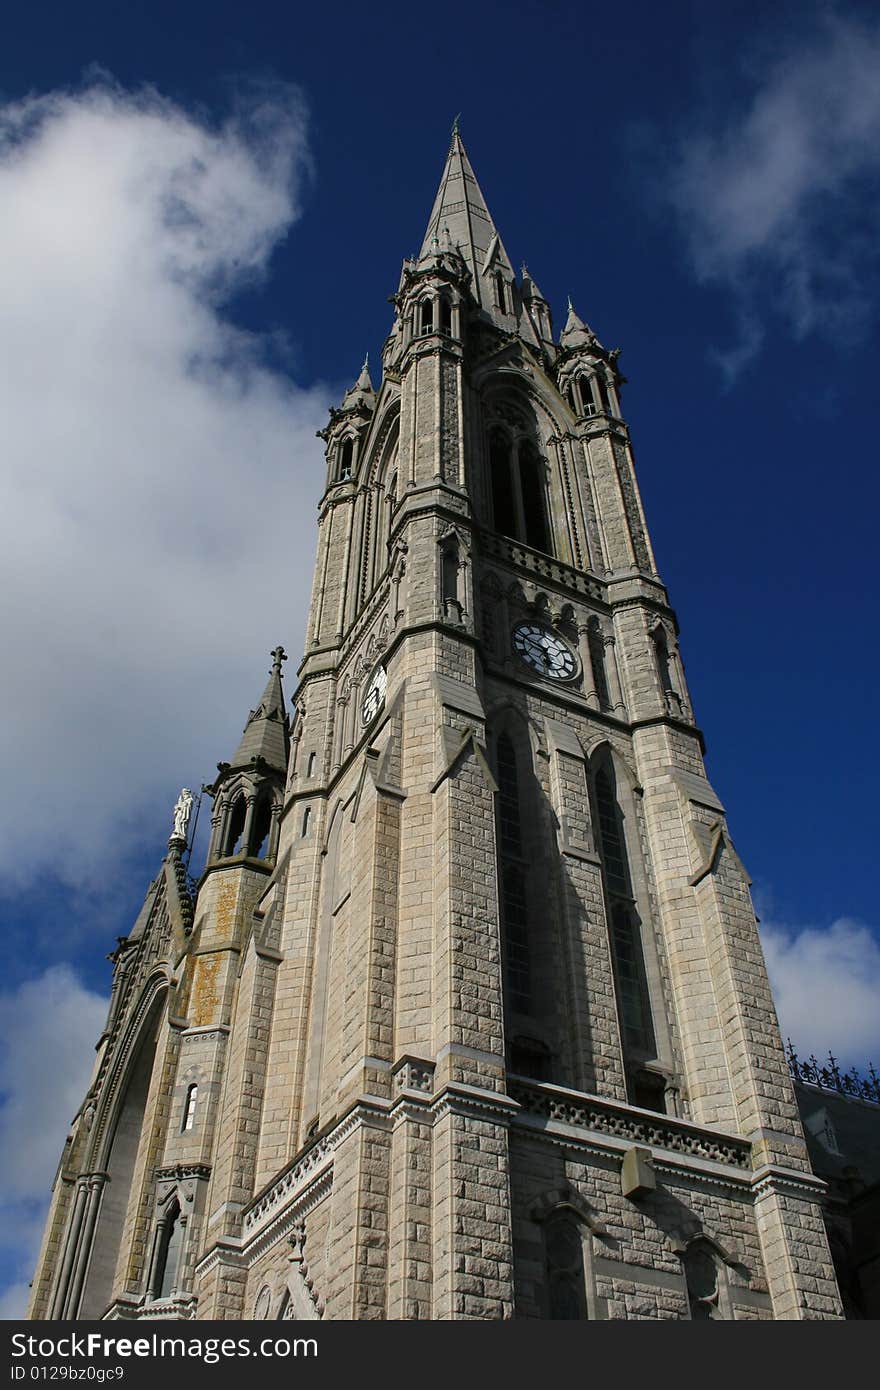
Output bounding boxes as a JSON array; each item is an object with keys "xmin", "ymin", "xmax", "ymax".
[
  {"xmin": 153, "ymin": 1202, "xmax": 183, "ymax": 1301},
  {"xmin": 181, "ymin": 1083, "xmax": 198, "ymax": 1133},
  {"xmin": 338, "ymin": 437, "xmax": 354, "ymax": 480},
  {"xmin": 487, "ymin": 422, "xmax": 552, "ymax": 555},
  {"xmin": 496, "ymin": 732, "xmax": 531, "ymax": 1014},
  {"xmin": 544, "ymin": 1211, "xmax": 589, "ymax": 1319},
  {"xmin": 593, "ymin": 761, "xmax": 655, "ymax": 1058}
]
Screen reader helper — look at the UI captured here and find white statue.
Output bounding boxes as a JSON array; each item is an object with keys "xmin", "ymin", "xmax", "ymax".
[{"xmin": 172, "ymin": 788, "xmax": 194, "ymax": 841}]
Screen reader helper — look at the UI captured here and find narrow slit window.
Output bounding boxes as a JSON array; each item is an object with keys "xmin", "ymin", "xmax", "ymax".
[
  {"xmin": 442, "ymin": 540, "xmax": 459, "ymax": 611},
  {"xmin": 301, "ymin": 806, "xmax": 311, "ymax": 837},
  {"xmin": 307, "ymin": 752, "xmax": 317, "ymax": 778},
  {"xmin": 495, "ymin": 273, "xmax": 507, "ymax": 313},
  {"xmin": 652, "ymin": 626, "xmax": 674, "ymax": 695},
  {"xmin": 181, "ymin": 1083, "xmax": 198, "ymax": 1133}
]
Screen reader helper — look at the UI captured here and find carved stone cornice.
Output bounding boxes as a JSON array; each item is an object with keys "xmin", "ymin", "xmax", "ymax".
[{"xmin": 507, "ymin": 1077, "xmax": 751, "ymax": 1169}]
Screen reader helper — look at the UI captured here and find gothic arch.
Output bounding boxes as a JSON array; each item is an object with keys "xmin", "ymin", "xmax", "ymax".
[
  {"xmin": 676, "ymin": 1235, "xmax": 735, "ymax": 1320},
  {"xmin": 485, "ymin": 696, "xmax": 545, "ymax": 754},
  {"xmin": 76, "ymin": 980, "xmax": 169, "ymax": 1317},
  {"xmin": 587, "ymin": 744, "xmax": 675, "ymax": 1108},
  {"xmin": 529, "ymin": 1186, "xmax": 604, "ymax": 1319},
  {"xmin": 366, "ymin": 409, "xmax": 401, "ymax": 589},
  {"xmin": 490, "ymin": 711, "xmax": 567, "ymax": 1075},
  {"xmin": 481, "ymin": 381, "xmax": 555, "ymax": 555},
  {"xmin": 530, "ymin": 1185, "xmax": 606, "ymax": 1232},
  {"xmin": 87, "ymin": 971, "xmax": 171, "ymax": 1171},
  {"xmin": 583, "ymin": 736, "xmax": 640, "ymax": 794},
  {"xmin": 367, "ymin": 404, "xmax": 401, "ymax": 486}
]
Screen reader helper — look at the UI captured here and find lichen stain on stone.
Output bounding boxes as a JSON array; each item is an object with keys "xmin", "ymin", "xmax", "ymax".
[
  {"xmin": 191, "ymin": 953, "xmax": 223, "ymax": 1026},
  {"xmin": 214, "ymin": 878, "xmax": 237, "ymax": 937}
]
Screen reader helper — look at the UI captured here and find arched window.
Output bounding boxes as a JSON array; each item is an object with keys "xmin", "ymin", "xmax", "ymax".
[
  {"xmin": 579, "ymin": 376, "xmax": 596, "ymax": 417},
  {"xmin": 593, "ymin": 763, "xmax": 655, "ymax": 1059},
  {"xmin": 544, "ymin": 1211, "xmax": 588, "ymax": 1319},
  {"xmin": 224, "ymin": 794, "xmax": 246, "ymax": 856},
  {"xmin": 338, "ymin": 437, "xmax": 354, "ymax": 480},
  {"xmin": 595, "ymin": 373, "xmax": 611, "ymax": 414},
  {"xmin": 420, "ymin": 298, "xmax": 433, "ymax": 334},
  {"xmin": 181, "ymin": 1083, "xmax": 198, "ymax": 1133},
  {"xmin": 496, "ymin": 733, "xmax": 531, "ymax": 1013},
  {"xmin": 248, "ymin": 795, "xmax": 272, "ymax": 859},
  {"xmin": 77, "ymin": 1005, "xmax": 163, "ymax": 1317},
  {"xmin": 441, "ymin": 536, "xmax": 461, "ymax": 619},
  {"xmin": 652, "ymin": 625, "xmax": 674, "ymax": 697},
  {"xmin": 439, "ymin": 295, "xmax": 453, "ymax": 334},
  {"xmin": 153, "ymin": 1201, "xmax": 183, "ymax": 1301},
  {"xmin": 487, "ymin": 421, "xmax": 552, "ymax": 556}
]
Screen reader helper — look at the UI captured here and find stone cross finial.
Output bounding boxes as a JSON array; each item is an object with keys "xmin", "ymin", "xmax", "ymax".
[{"xmin": 270, "ymin": 646, "xmax": 288, "ymax": 675}]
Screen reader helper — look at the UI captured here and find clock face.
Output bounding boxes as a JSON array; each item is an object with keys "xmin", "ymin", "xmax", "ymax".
[
  {"xmin": 361, "ymin": 664, "xmax": 387, "ymax": 725},
  {"xmin": 512, "ymin": 622, "xmax": 577, "ymax": 680}
]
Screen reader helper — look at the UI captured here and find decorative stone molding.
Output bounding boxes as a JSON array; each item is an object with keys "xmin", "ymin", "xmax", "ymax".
[
  {"xmin": 508, "ymin": 1078, "xmax": 751, "ymax": 1169},
  {"xmin": 136, "ymin": 1295, "xmax": 197, "ymax": 1321},
  {"xmin": 393, "ymin": 1056, "xmax": 436, "ymax": 1094},
  {"xmin": 479, "ymin": 531, "xmax": 603, "ymax": 600},
  {"xmin": 243, "ymin": 1136, "xmax": 334, "ymax": 1237}
]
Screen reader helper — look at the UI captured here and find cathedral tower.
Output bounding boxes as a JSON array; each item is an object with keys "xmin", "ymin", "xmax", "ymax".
[{"xmin": 30, "ymin": 129, "xmax": 843, "ymax": 1321}]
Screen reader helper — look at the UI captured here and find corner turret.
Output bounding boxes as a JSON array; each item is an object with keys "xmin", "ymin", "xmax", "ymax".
[{"xmin": 205, "ymin": 647, "xmax": 289, "ymax": 864}]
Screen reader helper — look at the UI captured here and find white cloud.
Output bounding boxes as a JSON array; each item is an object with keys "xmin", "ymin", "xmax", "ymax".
[
  {"xmin": 0, "ymin": 965, "xmax": 107, "ymax": 1316},
  {"xmin": 0, "ymin": 78, "xmax": 333, "ymax": 893},
  {"xmin": 668, "ymin": 14, "xmax": 880, "ymax": 374},
  {"xmin": 761, "ymin": 917, "xmax": 880, "ymax": 1067}
]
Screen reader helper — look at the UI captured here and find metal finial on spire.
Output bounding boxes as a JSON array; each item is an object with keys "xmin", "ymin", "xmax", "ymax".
[
  {"xmin": 270, "ymin": 645, "xmax": 288, "ymax": 675},
  {"xmin": 451, "ymin": 113, "xmax": 461, "ymax": 137},
  {"xmin": 567, "ymin": 295, "xmax": 574, "ymax": 313}
]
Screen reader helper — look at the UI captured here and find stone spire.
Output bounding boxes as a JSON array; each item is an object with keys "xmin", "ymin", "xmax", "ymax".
[
  {"xmin": 420, "ymin": 125, "xmax": 516, "ymax": 314},
  {"xmin": 229, "ymin": 646, "xmax": 289, "ymax": 773},
  {"xmin": 560, "ymin": 299, "xmax": 599, "ymax": 351},
  {"xmin": 520, "ymin": 264, "xmax": 548, "ymax": 304},
  {"xmin": 339, "ymin": 356, "xmax": 375, "ymax": 413}
]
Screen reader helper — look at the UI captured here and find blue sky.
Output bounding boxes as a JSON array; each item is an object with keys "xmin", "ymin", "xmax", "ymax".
[{"xmin": 1, "ymin": 0, "xmax": 879, "ymax": 1316}]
